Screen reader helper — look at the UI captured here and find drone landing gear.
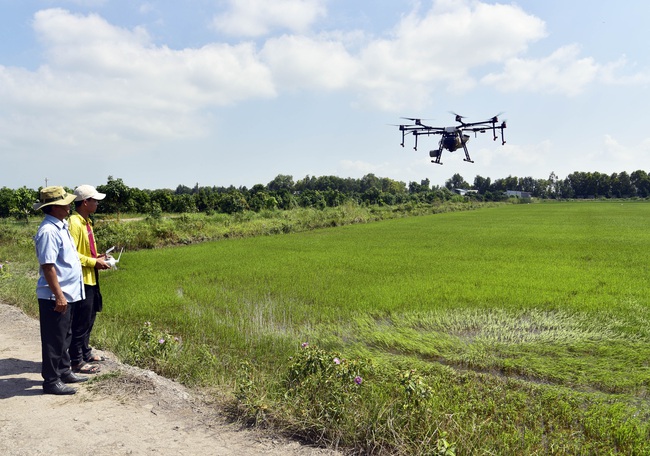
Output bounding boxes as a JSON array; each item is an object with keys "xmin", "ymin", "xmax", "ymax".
[
  {"xmin": 429, "ymin": 149, "xmax": 443, "ymax": 165},
  {"xmin": 461, "ymin": 142, "xmax": 474, "ymax": 164}
]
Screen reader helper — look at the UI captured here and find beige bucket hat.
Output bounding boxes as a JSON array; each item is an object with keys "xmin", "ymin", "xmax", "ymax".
[{"xmin": 33, "ymin": 186, "xmax": 77, "ymax": 211}]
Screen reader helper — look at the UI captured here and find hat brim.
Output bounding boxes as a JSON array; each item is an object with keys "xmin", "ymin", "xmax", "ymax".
[
  {"xmin": 74, "ymin": 191, "xmax": 106, "ymax": 202},
  {"xmin": 33, "ymin": 193, "xmax": 76, "ymax": 211}
]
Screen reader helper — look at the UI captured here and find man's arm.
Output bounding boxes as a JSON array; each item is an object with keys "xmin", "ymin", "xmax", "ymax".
[{"xmin": 41, "ymin": 263, "xmax": 68, "ymax": 313}]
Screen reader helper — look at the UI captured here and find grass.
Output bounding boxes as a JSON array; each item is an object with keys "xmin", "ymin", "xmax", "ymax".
[{"xmin": 2, "ymin": 200, "xmax": 650, "ymax": 454}]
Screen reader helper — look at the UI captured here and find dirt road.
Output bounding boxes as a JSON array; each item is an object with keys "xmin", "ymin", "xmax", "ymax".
[{"xmin": 0, "ymin": 303, "xmax": 339, "ymax": 456}]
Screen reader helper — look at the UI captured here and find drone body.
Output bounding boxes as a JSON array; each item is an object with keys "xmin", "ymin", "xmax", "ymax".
[
  {"xmin": 105, "ymin": 246, "xmax": 123, "ymax": 269},
  {"xmin": 397, "ymin": 113, "xmax": 507, "ymax": 164}
]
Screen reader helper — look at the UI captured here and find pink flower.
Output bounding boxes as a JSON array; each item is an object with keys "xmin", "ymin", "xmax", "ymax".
[
  {"xmin": 354, "ymin": 376, "xmax": 363, "ymax": 385},
  {"xmin": 301, "ymin": 342, "xmax": 309, "ymax": 348},
  {"xmin": 333, "ymin": 357, "xmax": 341, "ymax": 365},
  {"xmin": 158, "ymin": 338, "xmax": 165, "ymax": 344}
]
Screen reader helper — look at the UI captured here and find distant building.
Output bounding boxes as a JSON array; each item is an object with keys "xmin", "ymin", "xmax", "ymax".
[{"xmin": 453, "ymin": 188, "xmax": 478, "ymax": 196}]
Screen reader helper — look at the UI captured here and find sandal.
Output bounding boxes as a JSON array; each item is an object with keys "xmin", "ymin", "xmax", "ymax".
[
  {"xmin": 72, "ymin": 363, "xmax": 101, "ymax": 374},
  {"xmin": 84, "ymin": 353, "xmax": 107, "ymax": 363}
]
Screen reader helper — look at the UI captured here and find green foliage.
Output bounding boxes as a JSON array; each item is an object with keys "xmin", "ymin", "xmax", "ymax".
[
  {"xmin": 146, "ymin": 201, "xmax": 163, "ymax": 221},
  {"xmin": 398, "ymin": 369, "xmax": 433, "ymax": 410},
  {"xmin": 218, "ymin": 190, "xmax": 249, "ymax": 214},
  {"xmin": 4, "ymin": 171, "xmax": 650, "ymax": 222},
  {"xmin": 235, "ymin": 344, "xmax": 456, "ymax": 455},
  {"xmin": 124, "ymin": 321, "xmax": 182, "ymax": 371},
  {"xmin": 0, "ymin": 219, "xmax": 39, "ymax": 310},
  {"xmin": 89, "ymin": 200, "xmax": 489, "ymax": 251},
  {"xmin": 284, "ymin": 344, "xmax": 369, "ymax": 423},
  {"xmin": 97, "ymin": 176, "xmax": 131, "ymax": 215},
  {"xmin": 9, "ymin": 187, "xmax": 38, "ymax": 223}
]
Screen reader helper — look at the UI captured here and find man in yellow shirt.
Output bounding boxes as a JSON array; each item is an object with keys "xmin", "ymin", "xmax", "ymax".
[{"xmin": 68, "ymin": 185, "xmax": 110, "ymax": 373}]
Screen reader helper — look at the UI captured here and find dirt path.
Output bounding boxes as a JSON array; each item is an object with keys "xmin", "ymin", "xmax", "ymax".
[{"xmin": 0, "ymin": 303, "xmax": 340, "ymax": 456}]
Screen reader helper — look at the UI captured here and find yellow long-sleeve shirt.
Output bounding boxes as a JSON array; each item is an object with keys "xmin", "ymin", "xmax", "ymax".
[{"xmin": 68, "ymin": 211, "xmax": 99, "ymax": 286}]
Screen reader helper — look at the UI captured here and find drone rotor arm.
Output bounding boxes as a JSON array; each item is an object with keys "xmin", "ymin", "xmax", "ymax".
[{"xmin": 415, "ymin": 127, "xmax": 445, "ymax": 136}]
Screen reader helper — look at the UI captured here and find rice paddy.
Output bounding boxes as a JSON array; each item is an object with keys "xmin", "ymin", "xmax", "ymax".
[{"xmin": 4, "ymin": 200, "xmax": 650, "ymax": 453}]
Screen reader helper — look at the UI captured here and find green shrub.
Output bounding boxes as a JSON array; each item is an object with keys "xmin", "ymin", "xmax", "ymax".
[{"xmin": 125, "ymin": 321, "xmax": 182, "ymax": 371}]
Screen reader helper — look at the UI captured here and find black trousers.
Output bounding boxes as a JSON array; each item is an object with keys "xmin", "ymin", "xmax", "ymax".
[
  {"xmin": 38, "ymin": 298, "xmax": 77, "ymax": 387},
  {"xmin": 70, "ymin": 284, "xmax": 98, "ymax": 365}
]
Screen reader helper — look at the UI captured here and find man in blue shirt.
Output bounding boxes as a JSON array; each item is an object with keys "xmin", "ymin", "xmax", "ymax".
[{"xmin": 33, "ymin": 186, "xmax": 88, "ymax": 395}]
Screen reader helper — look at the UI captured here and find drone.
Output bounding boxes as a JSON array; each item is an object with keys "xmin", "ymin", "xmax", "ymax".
[
  {"xmin": 397, "ymin": 113, "xmax": 507, "ymax": 164},
  {"xmin": 104, "ymin": 246, "xmax": 124, "ymax": 269}
]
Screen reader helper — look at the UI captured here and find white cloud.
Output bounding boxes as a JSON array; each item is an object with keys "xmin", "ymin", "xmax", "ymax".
[
  {"xmin": 255, "ymin": 1, "xmax": 546, "ymax": 110},
  {"xmin": 599, "ymin": 56, "xmax": 650, "ymax": 85},
  {"xmin": 481, "ymin": 45, "xmax": 600, "ymax": 96},
  {"xmin": 0, "ymin": 8, "xmax": 276, "ymax": 154},
  {"xmin": 493, "ymin": 141, "xmax": 550, "ymax": 167},
  {"xmin": 261, "ymin": 35, "xmax": 359, "ymax": 90},
  {"xmin": 212, "ymin": 0, "xmax": 327, "ymax": 37},
  {"xmin": 601, "ymin": 134, "xmax": 646, "ymax": 163},
  {"xmin": 352, "ymin": 1, "xmax": 546, "ymax": 110},
  {"xmin": 32, "ymin": 9, "xmax": 275, "ymax": 105}
]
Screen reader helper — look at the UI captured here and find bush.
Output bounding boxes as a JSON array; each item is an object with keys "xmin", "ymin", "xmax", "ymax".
[
  {"xmin": 125, "ymin": 321, "xmax": 182, "ymax": 371},
  {"xmin": 233, "ymin": 344, "xmax": 456, "ymax": 455}
]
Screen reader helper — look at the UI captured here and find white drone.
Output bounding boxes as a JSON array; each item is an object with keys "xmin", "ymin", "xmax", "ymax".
[{"xmin": 105, "ymin": 246, "xmax": 124, "ymax": 269}]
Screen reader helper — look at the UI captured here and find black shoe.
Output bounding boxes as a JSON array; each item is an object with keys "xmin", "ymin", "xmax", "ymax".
[
  {"xmin": 43, "ymin": 381, "xmax": 77, "ymax": 395},
  {"xmin": 61, "ymin": 372, "xmax": 89, "ymax": 384}
]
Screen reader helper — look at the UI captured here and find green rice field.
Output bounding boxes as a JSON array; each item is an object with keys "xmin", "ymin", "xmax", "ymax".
[
  {"xmin": 3, "ymin": 200, "xmax": 650, "ymax": 454},
  {"xmin": 90, "ymin": 201, "xmax": 650, "ymax": 454}
]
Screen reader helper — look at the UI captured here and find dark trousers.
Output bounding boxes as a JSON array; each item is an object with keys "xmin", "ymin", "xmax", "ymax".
[
  {"xmin": 38, "ymin": 298, "xmax": 76, "ymax": 387},
  {"xmin": 70, "ymin": 284, "xmax": 98, "ymax": 365}
]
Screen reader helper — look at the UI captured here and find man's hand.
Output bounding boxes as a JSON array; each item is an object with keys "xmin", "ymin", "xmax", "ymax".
[
  {"xmin": 95, "ymin": 258, "xmax": 111, "ymax": 270},
  {"xmin": 54, "ymin": 295, "xmax": 68, "ymax": 313}
]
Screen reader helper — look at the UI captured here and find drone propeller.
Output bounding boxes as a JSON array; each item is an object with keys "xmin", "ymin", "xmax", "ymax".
[
  {"xmin": 399, "ymin": 117, "xmax": 421, "ymax": 126},
  {"xmin": 400, "ymin": 117, "xmax": 435, "ymax": 126},
  {"xmin": 449, "ymin": 111, "xmax": 467, "ymax": 124},
  {"xmin": 490, "ymin": 111, "xmax": 506, "ymax": 123}
]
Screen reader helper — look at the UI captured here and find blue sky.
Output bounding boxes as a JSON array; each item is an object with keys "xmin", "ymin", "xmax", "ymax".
[{"xmin": 1, "ymin": 0, "xmax": 648, "ymax": 190}]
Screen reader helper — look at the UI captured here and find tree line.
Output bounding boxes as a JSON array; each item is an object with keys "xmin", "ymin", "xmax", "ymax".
[{"xmin": 2, "ymin": 170, "xmax": 649, "ymax": 220}]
